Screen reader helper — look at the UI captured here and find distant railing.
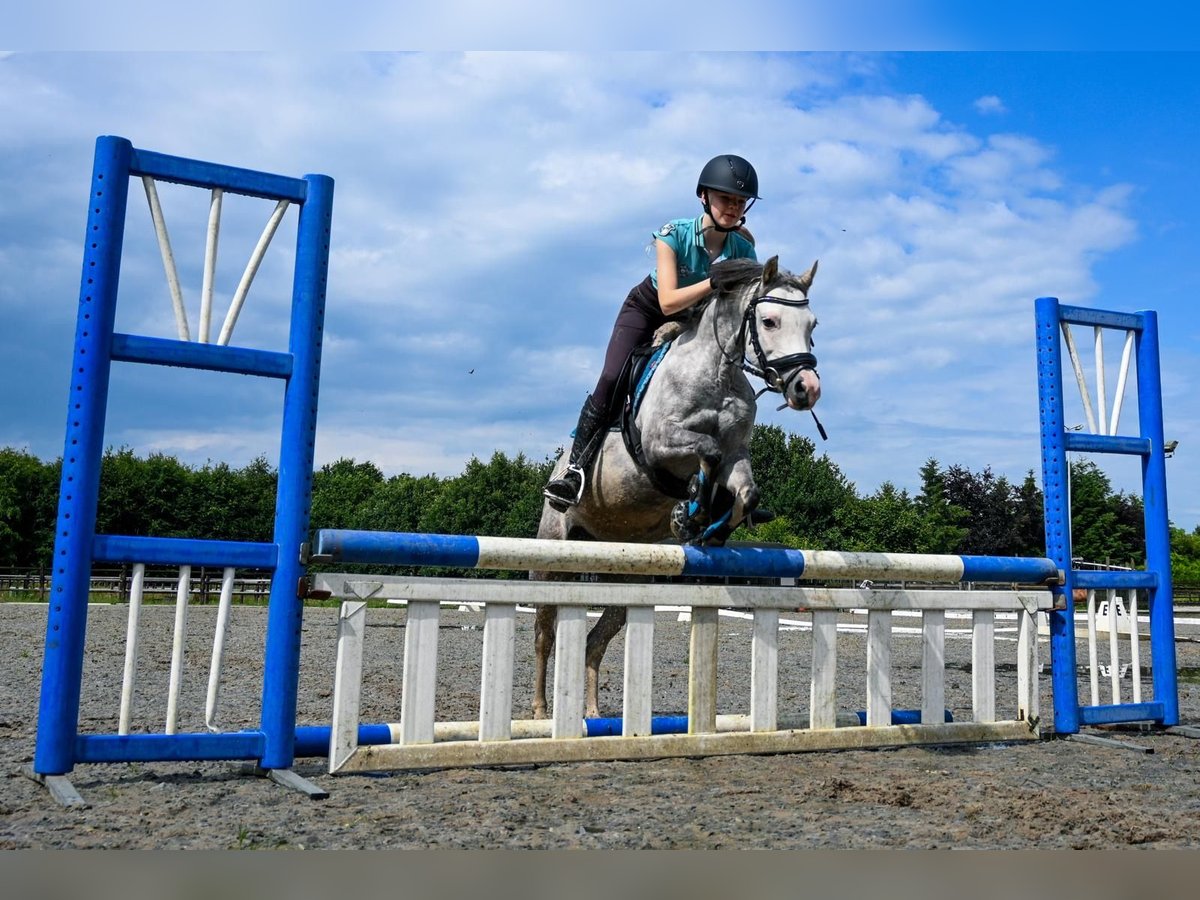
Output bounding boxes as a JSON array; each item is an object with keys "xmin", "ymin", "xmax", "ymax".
[{"xmin": 0, "ymin": 566, "xmax": 271, "ymax": 603}]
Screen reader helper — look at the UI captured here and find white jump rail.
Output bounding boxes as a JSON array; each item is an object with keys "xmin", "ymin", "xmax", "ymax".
[{"xmin": 313, "ymin": 573, "xmax": 1053, "ymax": 774}]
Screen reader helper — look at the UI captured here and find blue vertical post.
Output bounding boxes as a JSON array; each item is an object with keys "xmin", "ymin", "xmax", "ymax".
[
  {"xmin": 1035, "ymin": 296, "xmax": 1080, "ymax": 734},
  {"xmin": 1135, "ymin": 310, "xmax": 1179, "ymax": 725},
  {"xmin": 35, "ymin": 136, "xmax": 134, "ymax": 774},
  {"xmin": 259, "ymin": 173, "xmax": 334, "ymax": 770}
]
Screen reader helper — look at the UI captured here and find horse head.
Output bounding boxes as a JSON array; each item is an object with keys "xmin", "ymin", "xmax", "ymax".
[{"xmin": 713, "ymin": 256, "xmax": 822, "ymax": 413}]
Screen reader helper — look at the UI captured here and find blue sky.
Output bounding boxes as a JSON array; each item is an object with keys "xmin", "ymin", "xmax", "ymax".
[{"xmin": 2, "ymin": 46, "xmax": 1199, "ymax": 532}]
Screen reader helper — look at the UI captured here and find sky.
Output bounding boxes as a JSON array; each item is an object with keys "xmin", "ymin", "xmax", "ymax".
[{"xmin": 3, "ymin": 18, "xmax": 1200, "ymax": 533}]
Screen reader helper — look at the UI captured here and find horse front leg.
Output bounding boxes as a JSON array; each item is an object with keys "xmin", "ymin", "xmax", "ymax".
[
  {"xmin": 584, "ymin": 606, "xmax": 627, "ymax": 719},
  {"xmin": 708, "ymin": 454, "xmax": 760, "ymax": 544},
  {"xmin": 652, "ymin": 432, "xmax": 722, "ymax": 544},
  {"xmin": 533, "ymin": 604, "xmax": 556, "ymax": 719}
]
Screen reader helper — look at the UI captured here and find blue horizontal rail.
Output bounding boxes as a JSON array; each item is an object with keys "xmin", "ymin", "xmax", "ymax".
[
  {"xmin": 130, "ymin": 147, "xmax": 308, "ymax": 202},
  {"xmin": 315, "ymin": 529, "xmax": 1061, "ymax": 585},
  {"xmin": 110, "ymin": 333, "xmax": 293, "ymax": 378},
  {"xmin": 1056, "ymin": 304, "xmax": 1145, "ymax": 331},
  {"xmin": 76, "ymin": 731, "xmax": 265, "ymax": 763},
  {"xmin": 1072, "ymin": 570, "xmax": 1158, "ymax": 590},
  {"xmin": 1078, "ymin": 702, "xmax": 1166, "ymax": 727},
  {"xmin": 93, "ymin": 535, "xmax": 278, "ymax": 569},
  {"xmin": 1063, "ymin": 433, "xmax": 1152, "ymax": 456}
]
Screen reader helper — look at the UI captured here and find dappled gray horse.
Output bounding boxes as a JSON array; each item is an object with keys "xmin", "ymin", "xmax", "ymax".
[{"xmin": 533, "ymin": 256, "xmax": 822, "ymax": 719}]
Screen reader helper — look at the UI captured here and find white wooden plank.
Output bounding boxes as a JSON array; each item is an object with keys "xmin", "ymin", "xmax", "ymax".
[
  {"xmin": 866, "ymin": 609, "xmax": 892, "ymax": 727},
  {"xmin": 972, "ymin": 609, "xmax": 996, "ymax": 723},
  {"xmin": 688, "ymin": 607, "xmax": 719, "ymax": 733},
  {"xmin": 1016, "ymin": 608, "xmax": 1037, "ymax": 723},
  {"xmin": 921, "ymin": 609, "xmax": 945, "ymax": 724},
  {"xmin": 479, "ymin": 603, "xmax": 516, "ymax": 742},
  {"xmin": 622, "ymin": 605, "xmax": 655, "ymax": 737},
  {"xmin": 165, "ymin": 564, "xmax": 191, "ymax": 735},
  {"xmin": 338, "ymin": 720, "xmax": 1040, "ymax": 774},
  {"xmin": 330, "ymin": 601, "xmax": 367, "ymax": 773},
  {"xmin": 400, "ymin": 600, "xmax": 441, "ymax": 745},
  {"xmin": 312, "ymin": 574, "xmax": 1053, "ymax": 612},
  {"xmin": 809, "ymin": 610, "xmax": 838, "ymax": 729},
  {"xmin": 552, "ymin": 606, "xmax": 587, "ymax": 739},
  {"xmin": 750, "ymin": 608, "xmax": 779, "ymax": 732}
]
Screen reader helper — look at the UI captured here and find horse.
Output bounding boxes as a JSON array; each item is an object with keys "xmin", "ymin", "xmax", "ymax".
[{"xmin": 532, "ymin": 255, "xmax": 822, "ymax": 719}]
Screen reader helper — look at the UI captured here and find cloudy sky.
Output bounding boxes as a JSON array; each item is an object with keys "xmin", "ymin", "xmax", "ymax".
[{"xmin": 2, "ymin": 43, "xmax": 1199, "ymax": 531}]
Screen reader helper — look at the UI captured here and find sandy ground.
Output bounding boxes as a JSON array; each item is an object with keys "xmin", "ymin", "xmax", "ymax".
[{"xmin": 2, "ymin": 599, "xmax": 1199, "ymax": 850}]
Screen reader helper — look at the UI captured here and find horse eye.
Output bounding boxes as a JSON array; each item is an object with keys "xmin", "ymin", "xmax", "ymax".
[{"xmin": 762, "ymin": 316, "xmax": 779, "ymax": 330}]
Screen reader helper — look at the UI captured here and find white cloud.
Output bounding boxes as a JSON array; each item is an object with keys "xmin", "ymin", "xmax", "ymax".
[{"xmin": 974, "ymin": 94, "xmax": 1008, "ymax": 115}]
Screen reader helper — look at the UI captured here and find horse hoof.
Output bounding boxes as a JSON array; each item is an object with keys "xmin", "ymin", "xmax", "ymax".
[{"xmin": 670, "ymin": 501, "xmax": 704, "ymax": 542}]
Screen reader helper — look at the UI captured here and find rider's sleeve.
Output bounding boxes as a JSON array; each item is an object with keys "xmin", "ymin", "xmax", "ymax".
[{"xmin": 651, "ymin": 221, "xmax": 683, "ymax": 256}]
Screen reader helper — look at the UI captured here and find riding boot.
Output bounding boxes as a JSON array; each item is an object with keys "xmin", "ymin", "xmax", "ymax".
[{"xmin": 544, "ymin": 395, "xmax": 609, "ymax": 512}]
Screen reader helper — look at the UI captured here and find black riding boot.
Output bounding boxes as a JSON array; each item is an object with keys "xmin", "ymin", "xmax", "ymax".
[{"xmin": 543, "ymin": 395, "xmax": 609, "ymax": 512}]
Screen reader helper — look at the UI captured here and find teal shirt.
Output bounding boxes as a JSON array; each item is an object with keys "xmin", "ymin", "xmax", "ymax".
[{"xmin": 649, "ymin": 216, "xmax": 757, "ymax": 289}]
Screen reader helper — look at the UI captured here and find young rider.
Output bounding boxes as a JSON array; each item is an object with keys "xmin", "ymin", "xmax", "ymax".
[{"xmin": 543, "ymin": 154, "xmax": 761, "ymax": 512}]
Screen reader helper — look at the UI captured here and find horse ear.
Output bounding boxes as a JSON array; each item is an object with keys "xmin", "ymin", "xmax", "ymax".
[
  {"xmin": 761, "ymin": 255, "xmax": 779, "ymax": 287},
  {"xmin": 797, "ymin": 259, "xmax": 819, "ymax": 294}
]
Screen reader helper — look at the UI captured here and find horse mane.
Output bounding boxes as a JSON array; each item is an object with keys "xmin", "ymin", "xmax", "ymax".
[{"xmin": 656, "ymin": 258, "xmax": 768, "ymax": 342}]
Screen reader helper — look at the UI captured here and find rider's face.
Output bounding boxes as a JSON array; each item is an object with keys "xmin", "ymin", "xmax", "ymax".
[{"xmin": 706, "ymin": 190, "xmax": 748, "ymax": 226}]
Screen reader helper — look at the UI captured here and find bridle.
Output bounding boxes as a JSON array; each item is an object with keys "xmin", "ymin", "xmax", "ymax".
[{"xmin": 714, "ymin": 292, "xmax": 828, "ymax": 440}]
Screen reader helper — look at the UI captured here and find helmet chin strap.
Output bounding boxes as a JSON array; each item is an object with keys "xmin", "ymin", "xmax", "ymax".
[{"xmin": 701, "ymin": 191, "xmax": 756, "ymax": 232}]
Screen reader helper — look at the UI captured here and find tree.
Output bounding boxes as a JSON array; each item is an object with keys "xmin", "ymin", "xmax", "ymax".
[
  {"xmin": 833, "ymin": 482, "xmax": 934, "ymax": 553},
  {"xmin": 0, "ymin": 448, "xmax": 58, "ymax": 567},
  {"xmin": 95, "ymin": 447, "xmax": 193, "ymax": 539},
  {"xmin": 1067, "ymin": 459, "xmax": 1143, "ymax": 566},
  {"xmin": 420, "ymin": 452, "xmax": 550, "ymax": 540},
  {"xmin": 747, "ymin": 424, "xmax": 857, "ymax": 546},
  {"xmin": 309, "ymin": 458, "xmax": 385, "ymax": 531},
  {"xmin": 915, "ymin": 459, "xmax": 969, "ymax": 554},
  {"xmin": 939, "ymin": 464, "xmax": 1021, "ymax": 556}
]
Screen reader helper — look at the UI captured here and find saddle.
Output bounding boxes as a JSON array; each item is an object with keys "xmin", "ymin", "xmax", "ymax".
[{"xmin": 615, "ymin": 340, "xmax": 691, "ymax": 500}]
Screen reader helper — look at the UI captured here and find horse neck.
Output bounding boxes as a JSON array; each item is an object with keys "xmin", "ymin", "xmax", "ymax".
[{"xmin": 696, "ymin": 287, "xmax": 751, "ymax": 365}]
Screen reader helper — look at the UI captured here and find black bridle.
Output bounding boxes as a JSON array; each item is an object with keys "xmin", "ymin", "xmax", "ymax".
[{"xmin": 715, "ymin": 293, "xmax": 828, "ymax": 439}]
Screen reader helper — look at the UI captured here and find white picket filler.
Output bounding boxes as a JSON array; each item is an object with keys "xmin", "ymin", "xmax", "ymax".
[{"xmin": 310, "ymin": 534, "xmax": 1057, "ymax": 775}]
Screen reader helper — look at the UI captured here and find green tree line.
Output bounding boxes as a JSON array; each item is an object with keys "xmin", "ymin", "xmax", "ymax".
[{"xmin": 3, "ymin": 427, "xmax": 1198, "ymax": 580}]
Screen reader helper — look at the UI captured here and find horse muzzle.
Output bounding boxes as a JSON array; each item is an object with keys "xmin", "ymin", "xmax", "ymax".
[{"xmin": 780, "ymin": 367, "xmax": 820, "ymax": 411}]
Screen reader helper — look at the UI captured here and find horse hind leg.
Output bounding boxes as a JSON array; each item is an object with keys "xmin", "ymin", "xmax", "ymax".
[
  {"xmin": 582, "ymin": 606, "xmax": 627, "ymax": 720},
  {"xmin": 532, "ymin": 601, "xmax": 556, "ymax": 720}
]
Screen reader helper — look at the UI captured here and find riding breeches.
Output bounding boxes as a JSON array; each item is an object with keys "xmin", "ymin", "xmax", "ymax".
[{"xmin": 592, "ymin": 277, "xmax": 668, "ymax": 416}]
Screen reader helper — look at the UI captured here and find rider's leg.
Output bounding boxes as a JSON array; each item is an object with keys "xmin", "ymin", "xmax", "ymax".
[
  {"xmin": 543, "ymin": 394, "xmax": 609, "ymax": 511},
  {"xmin": 544, "ymin": 315, "xmax": 648, "ymax": 511}
]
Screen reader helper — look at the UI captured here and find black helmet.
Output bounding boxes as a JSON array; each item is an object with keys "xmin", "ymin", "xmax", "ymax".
[{"xmin": 696, "ymin": 154, "xmax": 760, "ymax": 200}]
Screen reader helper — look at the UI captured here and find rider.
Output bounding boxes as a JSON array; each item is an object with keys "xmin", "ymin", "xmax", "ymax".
[{"xmin": 543, "ymin": 154, "xmax": 761, "ymax": 512}]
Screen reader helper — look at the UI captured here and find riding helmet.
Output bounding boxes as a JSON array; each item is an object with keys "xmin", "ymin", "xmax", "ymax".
[{"xmin": 696, "ymin": 154, "xmax": 760, "ymax": 199}]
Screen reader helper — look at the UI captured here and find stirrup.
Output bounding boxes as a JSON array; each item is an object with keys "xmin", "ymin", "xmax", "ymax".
[{"xmin": 543, "ymin": 464, "xmax": 586, "ymax": 512}]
